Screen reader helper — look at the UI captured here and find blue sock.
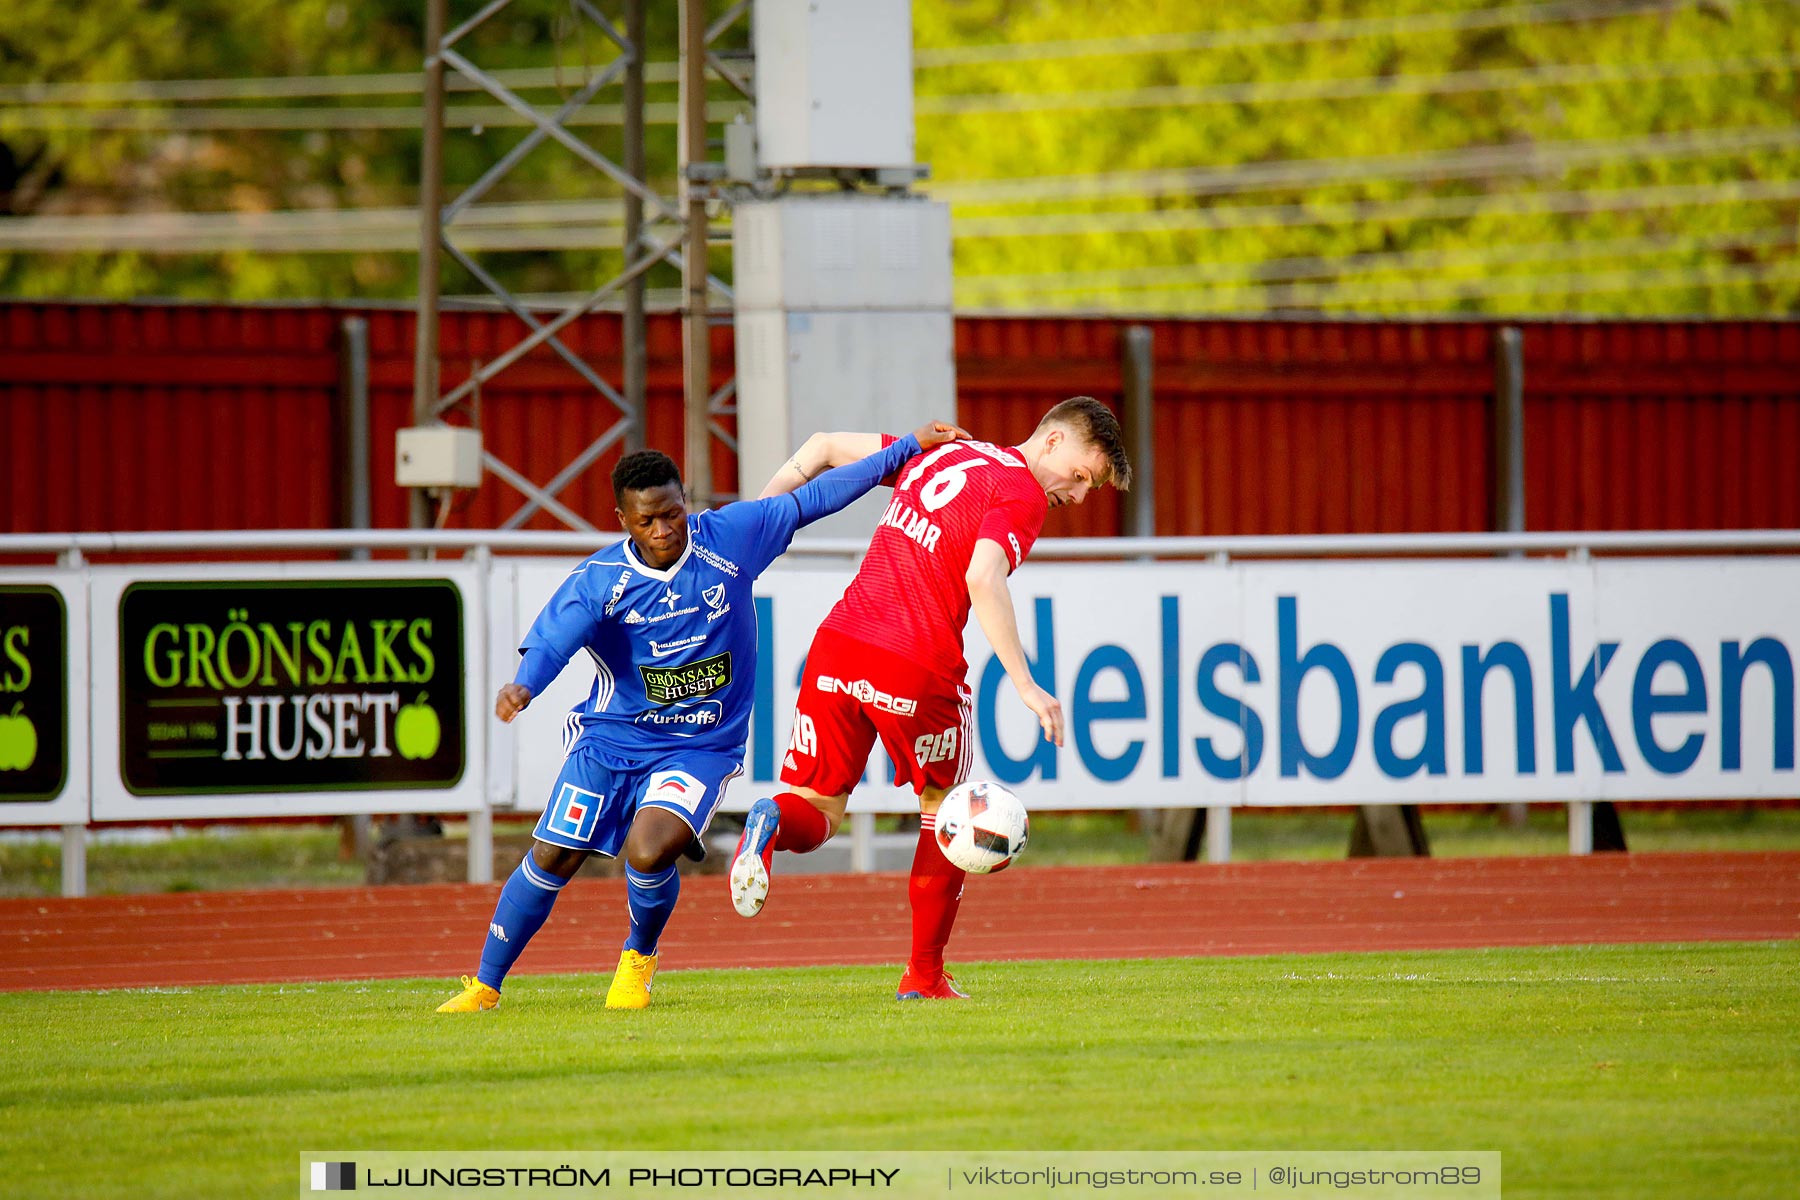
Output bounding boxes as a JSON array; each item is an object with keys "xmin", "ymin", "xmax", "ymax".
[
  {"xmin": 476, "ymin": 856, "xmax": 570, "ymax": 990},
  {"xmin": 624, "ymin": 864, "xmax": 681, "ymax": 956}
]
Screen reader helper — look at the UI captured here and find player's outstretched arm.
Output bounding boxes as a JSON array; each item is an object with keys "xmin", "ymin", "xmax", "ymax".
[
  {"xmin": 758, "ymin": 421, "xmax": 970, "ymax": 499},
  {"xmin": 966, "ymin": 539, "xmax": 1065, "ymax": 747},
  {"xmin": 785, "ymin": 431, "xmax": 924, "ymax": 527}
]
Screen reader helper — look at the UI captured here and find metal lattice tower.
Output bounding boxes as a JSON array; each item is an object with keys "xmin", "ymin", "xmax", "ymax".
[{"xmin": 410, "ymin": 0, "xmax": 744, "ymax": 530}]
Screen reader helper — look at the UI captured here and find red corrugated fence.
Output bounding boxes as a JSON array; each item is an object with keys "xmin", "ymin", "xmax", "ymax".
[{"xmin": 4, "ymin": 303, "xmax": 1796, "ymax": 539}]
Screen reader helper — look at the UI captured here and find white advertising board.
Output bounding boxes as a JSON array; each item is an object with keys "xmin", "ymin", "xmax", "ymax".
[
  {"xmin": 90, "ymin": 563, "xmax": 486, "ymax": 821},
  {"xmin": 506, "ymin": 554, "xmax": 1800, "ymax": 813},
  {"xmin": 0, "ymin": 571, "xmax": 88, "ymax": 826}
]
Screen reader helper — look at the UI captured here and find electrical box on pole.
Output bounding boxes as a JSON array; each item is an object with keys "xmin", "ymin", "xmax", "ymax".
[{"xmin": 753, "ymin": 0, "xmax": 915, "ymax": 170}]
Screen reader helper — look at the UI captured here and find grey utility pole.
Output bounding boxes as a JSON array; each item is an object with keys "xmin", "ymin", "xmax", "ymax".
[
  {"xmin": 680, "ymin": 0, "xmax": 713, "ymax": 509},
  {"xmin": 411, "ymin": 0, "xmax": 448, "ymax": 535}
]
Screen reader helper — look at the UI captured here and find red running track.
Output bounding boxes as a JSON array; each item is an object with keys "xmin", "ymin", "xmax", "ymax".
[{"xmin": 2, "ymin": 853, "xmax": 1796, "ymax": 992}]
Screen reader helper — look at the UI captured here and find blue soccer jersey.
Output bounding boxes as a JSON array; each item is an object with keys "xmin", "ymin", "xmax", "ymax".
[
  {"xmin": 514, "ymin": 500, "xmax": 794, "ymax": 759},
  {"xmin": 510, "ymin": 433, "xmax": 923, "ymax": 765}
]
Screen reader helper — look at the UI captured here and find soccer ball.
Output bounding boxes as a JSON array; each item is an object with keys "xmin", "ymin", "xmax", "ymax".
[{"xmin": 934, "ymin": 780, "xmax": 1029, "ymax": 874}]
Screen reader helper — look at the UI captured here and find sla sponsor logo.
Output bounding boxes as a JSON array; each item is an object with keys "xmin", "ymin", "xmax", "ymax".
[
  {"xmin": 635, "ymin": 700, "xmax": 724, "ymax": 734},
  {"xmin": 915, "ymin": 726, "xmax": 960, "ymax": 766},
  {"xmin": 815, "ymin": 674, "xmax": 918, "ymax": 715},
  {"xmin": 639, "ymin": 651, "xmax": 732, "ymax": 705}
]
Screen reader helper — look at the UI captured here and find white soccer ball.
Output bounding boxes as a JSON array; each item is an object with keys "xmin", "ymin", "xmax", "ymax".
[{"xmin": 934, "ymin": 780, "xmax": 1029, "ymax": 875}]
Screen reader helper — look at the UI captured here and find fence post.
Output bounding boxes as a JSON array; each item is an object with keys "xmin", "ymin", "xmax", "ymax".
[
  {"xmin": 338, "ymin": 316, "xmax": 371, "ymax": 563},
  {"xmin": 1568, "ymin": 801, "xmax": 1594, "ymax": 856},
  {"xmin": 1122, "ymin": 324, "xmax": 1155, "ymax": 538},
  {"xmin": 61, "ymin": 824, "xmax": 86, "ymax": 898},
  {"xmin": 1493, "ymin": 326, "xmax": 1525, "ymax": 538},
  {"xmin": 466, "ymin": 806, "xmax": 494, "ymax": 884},
  {"xmin": 1205, "ymin": 805, "xmax": 1232, "ymax": 863},
  {"xmin": 850, "ymin": 811, "xmax": 875, "ymax": 873}
]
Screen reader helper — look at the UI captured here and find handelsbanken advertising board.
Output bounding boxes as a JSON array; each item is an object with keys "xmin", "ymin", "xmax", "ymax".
[
  {"xmin": 734, "ymin": 557, "xmax": 1800, "ymax": 808},
  {"xmin": 119, "ymin": 580, "xmax": 465, "ymax": 794}
]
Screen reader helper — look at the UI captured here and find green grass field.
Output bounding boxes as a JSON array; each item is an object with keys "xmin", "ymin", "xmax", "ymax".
[{"xmin": 2, "ymin": 942, "xmax": 1794, "ymax": 1200}]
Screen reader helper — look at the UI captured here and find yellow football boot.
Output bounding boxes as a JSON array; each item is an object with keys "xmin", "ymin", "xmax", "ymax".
[
  {"xmin": 604, "ymin": 949, "xmax": 658, "ymax": 1009},
  {"xmin": 435, "ymin": 975, "xmax": 500, "ymax": 1013}
]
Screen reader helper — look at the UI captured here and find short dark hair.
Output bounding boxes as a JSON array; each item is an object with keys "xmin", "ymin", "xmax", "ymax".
[
  {"xmin": 612, "ymin": 450, "xmax": 683, "ymax": 503},
  {"xmin": 1037, "ymin": 396, "xmax": 1132, "ymax": 491}
]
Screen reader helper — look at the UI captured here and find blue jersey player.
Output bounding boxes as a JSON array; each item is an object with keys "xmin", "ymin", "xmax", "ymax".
[{"xmin": 436, "ymin": 421, "xmax": 965, "ymax": 1012}]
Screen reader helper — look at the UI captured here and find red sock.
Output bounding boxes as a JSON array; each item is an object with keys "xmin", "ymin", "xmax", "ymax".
[
  {"xmin": 907, "ymin": 814, "xmax": 965, "ymax": 979},
  {"xmin": 772, "ymin": 792, "xmax": 830, "ymax": 855}
]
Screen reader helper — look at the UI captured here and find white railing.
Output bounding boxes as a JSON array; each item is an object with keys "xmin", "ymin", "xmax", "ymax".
[
  {"xmin": 5, "ymin": 527, "xmax": 1796, "ymax": 896},
  {"xmin": 6, "ymin": 527, "xmax": 1800, "ymax": 559}
]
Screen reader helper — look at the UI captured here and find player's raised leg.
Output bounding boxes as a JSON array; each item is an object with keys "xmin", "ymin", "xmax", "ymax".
[
  {"xmin": 729, "ymin": 789, "xmax": 838, "ymax": 917},
  {"xmin": 733, "ymin": 630, "xmax": 881, "ymax": 917}
]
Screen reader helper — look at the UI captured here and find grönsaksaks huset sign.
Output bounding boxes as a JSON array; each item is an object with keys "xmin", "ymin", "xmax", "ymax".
[
  {"xmin": 119, "ymin": 580, "xmax": 465, "ymax": 795},
  {"xmin": 0, "ymin": 585, "xmax": 68, "ymax": 802}
]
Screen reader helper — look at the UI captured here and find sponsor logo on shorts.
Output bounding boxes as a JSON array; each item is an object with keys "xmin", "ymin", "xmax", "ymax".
[
  {"xmin": 815, "ymin": 674, "xmax": 918, "ymax": 715},
  {"xmin": 545, "ymin": 782, "xmax": 603, "ymax": 842},
  {"xmin": 634, "ymin": 700, "xmax": 723, "ymax": 735},
  {"xmin": 645, "ymin": 768, "xmax": 707, "ymax": 815},
  {"xmin": 915, "ymin": 727, "xmax": 960, "ymax": 765},
  {"xmin": 640, "ymin": 651, "xmax": 733, "ymax": 705}
]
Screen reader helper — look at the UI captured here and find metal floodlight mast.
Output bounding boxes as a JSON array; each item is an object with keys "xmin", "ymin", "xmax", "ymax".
[{"xmin": 411, "ymin": 0, "xmax": 738, "ymax": 532}]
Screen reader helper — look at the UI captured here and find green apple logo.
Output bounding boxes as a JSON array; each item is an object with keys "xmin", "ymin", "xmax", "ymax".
[
  {"xmin": 0, "ymin": 703, "xmax": 37, "ymax": 772},
  {"xmin": 395, "ymin": 694, "xmax": 441, "ymax": 761}
]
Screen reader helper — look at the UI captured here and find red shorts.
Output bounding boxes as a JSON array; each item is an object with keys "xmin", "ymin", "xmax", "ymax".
[{"xmin": 780, "ymin": 627, "xmax": 972, "ymax": 797}]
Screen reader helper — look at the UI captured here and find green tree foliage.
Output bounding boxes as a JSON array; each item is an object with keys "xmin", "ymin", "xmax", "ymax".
[
  {"xmin": 1, "ymin": 0, "xmax": 1795, "ymax": 314},
  {"xmin": 914, "ymin": 0, "xmax": 1800, "ymax": 314}
]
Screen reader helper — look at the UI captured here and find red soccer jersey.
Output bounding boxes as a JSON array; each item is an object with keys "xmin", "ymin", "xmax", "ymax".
[{"xmin": 822, "ymin": 438, "xmax": 1048, "ymax": 682}]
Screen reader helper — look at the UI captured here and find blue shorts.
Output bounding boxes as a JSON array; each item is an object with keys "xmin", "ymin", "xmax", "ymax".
[{"xmin": 532, "ymin": 736, "xmax": 743, "ymax": 858}]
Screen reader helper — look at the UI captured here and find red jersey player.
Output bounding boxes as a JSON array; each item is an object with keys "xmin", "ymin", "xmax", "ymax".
[{"xmin": 730, "ymin": 397, "xmax": 1132, "ymax": 999}]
